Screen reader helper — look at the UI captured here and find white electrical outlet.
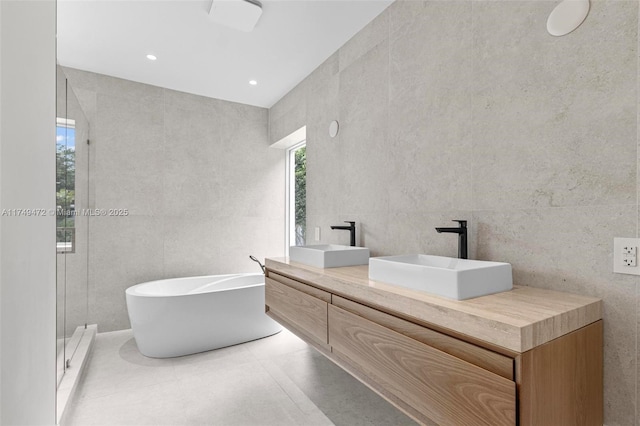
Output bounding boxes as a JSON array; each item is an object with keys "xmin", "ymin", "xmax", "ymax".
[
  {"xmin": 314, "ymin": 227, "xmax": 321, "ymax": 241},
  {"xmin": 623, "ymin": 254, "xmax": 637, "ymax": 266},
  {"xmin": 623, "ymin": 245, "xmax": 637, "ymax": 266},
  {"xmin": 614, "ymin": 238, "xmax": 640, "ymax": 275}
]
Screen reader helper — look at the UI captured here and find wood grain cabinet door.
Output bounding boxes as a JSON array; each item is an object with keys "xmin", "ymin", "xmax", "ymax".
[
  {"xmin": 265, "ymin": 276, "xmax": 329, "ymax": 348},
  {"xmin": 328, "ymin": 305, "xmax": 516, "ymax": 426},
  {"xmin": 517, "ymin": 320, "xmax": 603, "ymax": 426}
]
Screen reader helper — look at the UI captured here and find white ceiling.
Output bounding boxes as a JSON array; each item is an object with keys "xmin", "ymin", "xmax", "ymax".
[{"xmin": 57, "ymin": 0, "xmax": 394, "ymax": 108}]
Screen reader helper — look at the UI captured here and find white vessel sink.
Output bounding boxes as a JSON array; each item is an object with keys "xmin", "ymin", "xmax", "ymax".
[
  {"xmin": 369, "ymin": 254, "xmax": 512, "ymax": 300},
  {"xmin": 289, "ymin": 244, "xmax": 370, "ymax": 268}
]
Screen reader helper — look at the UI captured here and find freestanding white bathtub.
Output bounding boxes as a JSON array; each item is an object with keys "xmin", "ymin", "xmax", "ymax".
[{"xmin": 125, "ymin": 273, "xmax": 282, "ymax": 358}]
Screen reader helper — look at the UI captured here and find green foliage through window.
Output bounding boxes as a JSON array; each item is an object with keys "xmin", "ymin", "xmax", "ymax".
[
  {"xmin": 294, "ymin": 145, "xmax": 306, "ymax": 246},
  {"xmin": 56, "ymin": 124, "xmax": 76, "ymax": 247}
]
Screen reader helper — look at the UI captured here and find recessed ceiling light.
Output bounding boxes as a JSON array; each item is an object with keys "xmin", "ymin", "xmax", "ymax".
[
  {"xmin": 249, "ymin": 80, "xmax": 257, "ymax": 86},
  {"xmin": 146, "ymin": 54, "xmax": 157, "ymax": 61}
]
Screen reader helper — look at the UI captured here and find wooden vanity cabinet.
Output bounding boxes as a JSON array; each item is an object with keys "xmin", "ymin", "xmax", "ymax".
[
  {"xmin": 264, "ymin": 269, "xmax": 603, "ymax": 426},
  {"xmin": 516, "ymin": 320, "xmax": 603, "ymax": 426},
  {"xmin": 264, "ymin": 273, "xmax": 330, "ymax": 350}
]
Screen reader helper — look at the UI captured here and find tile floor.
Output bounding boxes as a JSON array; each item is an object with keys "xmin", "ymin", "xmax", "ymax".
[{"xmin": 64, "ymin": 328, "xmax": 417, "ymax": 426}]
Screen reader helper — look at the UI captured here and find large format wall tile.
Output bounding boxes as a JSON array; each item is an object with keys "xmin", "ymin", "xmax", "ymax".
[
  {"xmin": 93, "ymin": 93, "xmax": 164, "ymax": 177},
  {"xmin": 388, "ymin": 0, "xmax": 427, "ymax": 40},
  {"xmin": 471, "ymin": 0, "xmax": 637, "ymax": 210},
  {"xmin": 475, "ymin": 206, "xmax": 635, "ymax": 294},
  {"xmin": 162, "ymin": 104, "xmax": 223, "ymax": 216},
  {"xmin": 339, "ymin": 9, "xmax": 389, "ymax": 72},
  {"xmin": 93, "ymin": 93, "xmax": 165, "ymax": 216},
  {"xmin": 162, "ymin": 216, "xmax": 221, "ymax": 278},
  {"xmin": 388, "ymin": 0, "xmax": 473, "ymax": 213},
  {"xmin": 306, "ymin": 75, "xmax": 342, "ymax": 218},
  {"xmin": 338, "ymin": 41, "xmax": 391, "ymax": 216},
  {"xmin": 93, "ymin": 173, "xmax": 165, "ymax": 217},
  {"xmin": 268, "ymin": 82, "xmax": 307, "ymax": 144},
  {"xmin": 88, "ymin": 215, "xmax": 165, "ymax": 331},
  {"xmin": 303, "ymin": 52, "xmax": 340, "ymax": 98}
]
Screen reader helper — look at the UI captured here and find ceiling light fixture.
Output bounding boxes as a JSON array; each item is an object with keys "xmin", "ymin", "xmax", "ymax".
[
  {"xmin": 209, "ymin": 0, "xmax": 263, "ymax": 32},
  {"xmin": 249, "ymin": 80, "xmax": 257, "ymax": 86},
  {"xmin": 146, "ymin": 54, "xmax": 157, "ymax": 61}
]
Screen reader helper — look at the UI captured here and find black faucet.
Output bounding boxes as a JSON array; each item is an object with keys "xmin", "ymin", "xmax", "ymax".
[
  {"xmin": 330, "ymin": 221, "xmax": 356, "ymax": 246},
  {"xmin": 435, "ymin": 220, "xmax": 468, "ymax": 259}
]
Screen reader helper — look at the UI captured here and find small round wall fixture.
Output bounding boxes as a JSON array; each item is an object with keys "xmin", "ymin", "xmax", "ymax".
[
  {"xmin": 146, "ymin": 54, "xmax": 157, "ymax": 61},
  {"xmin": 329, "ymin": 120, "xmax": 339, "ymax": 138},
  {"xmin": 547, "ymin": 0, "xmax": 590, "ymax": 36}
]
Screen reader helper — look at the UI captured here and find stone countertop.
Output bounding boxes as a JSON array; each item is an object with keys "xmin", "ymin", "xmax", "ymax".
[{"xmin": 265, "ymin": 257, "xmax": 602, "ymax": 353}]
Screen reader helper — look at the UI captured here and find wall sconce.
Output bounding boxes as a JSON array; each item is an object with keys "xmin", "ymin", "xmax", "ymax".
[
  {"xmin": 547, "ymin": 0, "xmax": 590, "ymax": 36},
  {"xmin": 329, "ymin": 120, "xmax": 339, "ymax": 138}
]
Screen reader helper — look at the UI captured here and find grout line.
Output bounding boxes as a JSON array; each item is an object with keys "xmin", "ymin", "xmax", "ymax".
[
  {"xmin": 636, "ymin": 3, "xmax": 640, "ymax": 423},
  {"xmin": 636, "ymin": 1, "xmax": 639, "ymax": 422},
  {"xmin": 257, "ymin": 356, "xmax": 335, "ymax": 425},
  {"xmin": 162, "ymin": 88, "xmax": 167, "ymax": 278}
]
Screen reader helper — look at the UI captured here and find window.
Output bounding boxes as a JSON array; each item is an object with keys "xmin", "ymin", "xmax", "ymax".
[
  {"xmin": 287, "ymin": 142, "xmax": 306, "ymax": 249},
  {"xmin": 56, "ymin": 118, "xmax": 76, "ymax": 253}
]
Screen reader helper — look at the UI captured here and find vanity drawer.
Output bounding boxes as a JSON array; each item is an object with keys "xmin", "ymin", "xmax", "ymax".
[
  {"xmin": 332, "ymin": 295, "xmax": 514, "ymax": 380},
  {"xmin": 267, "ymin": 272, "xmax": 331, "ymax": 302},
  {"xmin": 328, "ymin": 305, "xmax": 516, "ymax": 426},
  {"xmin": 265, "ymin": 277, "xmax": 329, "ymax": 348}
]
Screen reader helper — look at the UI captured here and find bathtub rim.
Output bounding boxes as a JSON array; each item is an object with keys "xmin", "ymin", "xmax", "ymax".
[{"xmin": 126, "ymin": 272, "xmax": 265, "ymax": 298}]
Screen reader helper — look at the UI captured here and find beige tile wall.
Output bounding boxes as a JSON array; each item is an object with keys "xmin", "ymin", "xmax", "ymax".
[
  {"xmin": 64, "ymin": 68, "xmax": 286, "ymax": 333},
  {"xmin": 269, "ymin": 1, "xmax": 639, "ymax": 424}
]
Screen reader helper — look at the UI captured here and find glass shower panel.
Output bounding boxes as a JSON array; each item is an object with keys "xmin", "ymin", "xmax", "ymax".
[
  {"xmin": 55, "ymin": 65, "xmax": 90, "ymax": 385},
  {"xmin": 55, "ymin": 66, "xmax": 67, "ymax": 386},
  {"xmin": 63, "ymin": 72, "xmax": 90, "ymax": 339}
]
